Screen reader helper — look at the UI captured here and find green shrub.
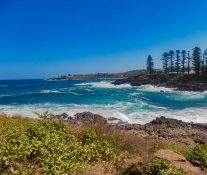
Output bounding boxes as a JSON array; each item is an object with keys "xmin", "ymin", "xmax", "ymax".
[
  {"xmin": 135, "ymin": 74, "xmax": 149, "ymax": 80},
  {"xmin": 0, "ymin": 116, "xmax": 118, "ymax": 175},
  {"xmin": 187, "ymin": 144, "xmax": 207, "ymax": 170},
  {"xmin": 144, "ymin": 158, "xmax": 186, "ymax": 175}
]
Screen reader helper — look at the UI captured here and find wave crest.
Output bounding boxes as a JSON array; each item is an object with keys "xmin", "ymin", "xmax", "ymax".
[{"xmin": 75, "ymin": 81, "xmax": 132, "ymax": 88}]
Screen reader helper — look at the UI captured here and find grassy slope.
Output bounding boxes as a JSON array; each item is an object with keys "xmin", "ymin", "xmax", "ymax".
[{"xmin": 0, "ymin": 114, "xmax": 206, "ymax": 175}]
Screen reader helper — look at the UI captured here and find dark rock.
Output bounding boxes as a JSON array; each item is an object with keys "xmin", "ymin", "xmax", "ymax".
[
  {"xmin": 75, "ymin": 112, "xmax": 107, "ymax": 124},
  {"xmin": 147, "ymin": 116, "xmax": 191, "ymax": 129},
  {"xmin": 49, "ymin": 113, "xmax": 78, "ymax": 124}
]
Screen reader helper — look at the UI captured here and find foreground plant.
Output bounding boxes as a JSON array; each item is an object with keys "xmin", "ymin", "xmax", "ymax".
[
  {"xmin": 187, "ymin": 144, "xmax": 207, "ymax": 170},
  {"xmin": 0, "ymin": 115, "xmax": 117, "ymax": 175},
  {"xmin": 144, "ymin": 158, "xmax": 186, "ymax": 175}
]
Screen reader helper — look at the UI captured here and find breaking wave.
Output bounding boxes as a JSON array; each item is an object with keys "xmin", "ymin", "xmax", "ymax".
[
  {"xmin": 138, "ymin": 84, "xmax": 175, "ymax": 92},
  {"xmin": 75, "ymin": 81, "xmax": 132, "ymax": 88}
]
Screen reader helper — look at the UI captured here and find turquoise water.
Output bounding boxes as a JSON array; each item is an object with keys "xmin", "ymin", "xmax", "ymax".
[{"xmin": 0, "ymin": 79, "xmax": 207, "ymax": 124}]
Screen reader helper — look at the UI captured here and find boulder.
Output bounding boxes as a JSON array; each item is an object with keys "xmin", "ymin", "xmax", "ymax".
[
  {"xmin": 49, "ymin": 113, "xmax": 78, "ymax": 124},
  {"xmin": 75, "ymin": 112, "xmax": 107, "ymax": 124}
]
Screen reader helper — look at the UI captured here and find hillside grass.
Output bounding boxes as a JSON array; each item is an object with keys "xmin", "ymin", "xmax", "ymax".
[{"xmin": 0, "ymin": 114, "xmax": 204, "ymax": 175}]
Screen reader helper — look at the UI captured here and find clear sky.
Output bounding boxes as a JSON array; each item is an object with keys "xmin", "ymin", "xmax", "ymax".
[{"xmin": 0, "ymin": 0, "xmax": 207, "ymax": 79}]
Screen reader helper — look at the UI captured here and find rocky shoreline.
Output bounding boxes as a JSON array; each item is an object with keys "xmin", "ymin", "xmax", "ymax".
[
  {"xmin": 113, "ymin": 74, "xmax": 207, "ymax": 92},
  {"xmin": 49, "ymin": 112, "xmax": 207, "ymax": 147}
]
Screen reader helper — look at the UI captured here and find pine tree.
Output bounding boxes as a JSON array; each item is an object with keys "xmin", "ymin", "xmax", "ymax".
[
  {"xmin": 175, "ymin": 50, "xmax": 181, "ymax": 73},
  {"xmin": 187, "ymin": 51, "xmax": 191, "ymax": 74},
  {"xmin": 181, "ymin": 50, "xmax": 186, "ymax": 74},
  {"xmin": 204, "ymin": 49, "xmax": 207, "ymax": 77},
  {"xmin": 168, "ymin": 50, "xmax": 175, "ymax": 73},
  {"xmin": 161, "ymin": 52, "xmax": 169, "ymax": 74},
  {"xmin": 146, "ymin": 55, "xmax": 154, "ymax": 74},
  {"xmin": 192, "ymin": 47, "xmax": 202, "ymax": 76},
  {"xmin": 202, "ymin": 53, "xmax": 205, "ymax": 76}
]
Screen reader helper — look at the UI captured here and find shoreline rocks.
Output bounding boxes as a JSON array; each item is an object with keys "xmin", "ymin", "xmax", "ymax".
[
  {"xmin": 49, "ymin": 112, "xmax": 207, "ymax": 146},
  {"xmin": 113, "ymin": 74, "xmax": 207, "ymax": 92}
]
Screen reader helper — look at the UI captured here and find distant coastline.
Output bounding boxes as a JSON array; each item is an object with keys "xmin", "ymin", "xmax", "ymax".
[
  {"xmin": 49, "ymin": 69, "xmax": 148, "ymax": 80},
  {"xmin": 49, "ymin": 73, "xmax": 124, "ymax": 80}
]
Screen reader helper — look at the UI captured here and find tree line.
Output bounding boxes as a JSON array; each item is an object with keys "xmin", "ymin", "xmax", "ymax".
[{"xmin": 146, "ymin": 47, "xmax": 207, "ymax": 76}]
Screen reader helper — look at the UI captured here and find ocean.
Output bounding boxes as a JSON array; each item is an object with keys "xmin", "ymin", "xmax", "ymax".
[{"xmin": 0, "ymin": 79, "xmax": 207, "ymax": 124}]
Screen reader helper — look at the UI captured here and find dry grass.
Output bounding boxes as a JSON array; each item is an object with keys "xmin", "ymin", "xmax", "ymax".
[
  {"xmin": 72, "ymin": 122, "xmax": 158, "ymax": 155},
  {"xmin": 0, "ymin": 114, "xmax": 192, "ymax": 175}
]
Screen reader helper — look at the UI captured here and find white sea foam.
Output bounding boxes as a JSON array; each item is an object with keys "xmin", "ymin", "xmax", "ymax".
[
  {"xmin": 128, "ymin": 107, "xmax": 207, "ymax": 124},
  {"xmin": 138, "ymin": 85, "xmax": 207, "ymax": 101},
  {"xmin": 0, "ymin": 102, "xmax": 132, "ymax": 121},
  {"xmin": 0, "ymin": 94, "xmax": 13, "ymax": 97},
  {"xmin": 130, "ymin": 92, "xmax": 141, "ymax": 96},
  {"xmin": 138, "ymin": 84, "xmax": 175, "ymax": 92},
  {"xmin": 177, "ymin": 91, "xmax": 207, "ymax": 100},
  {"xmin": 1, "ymin": 101, "xmax": 206, "ymax": 124},
  {"xmin": 75, "ymin": 81, "xmax": 132, "ymax": 88},
  {"xmin": 85, "ymin": 89, "xmax": 93, "ymax": 92},
  {"xmin": 163, "ymin": 91, "xmax": 207, "ymax": 101},
  {"xmin": 40, "ymin": 89, "xmax": 61, "ymax": 94},
  {"xmin": 68, "ymin": 92, "xmax": 83, "ymax": 95}
]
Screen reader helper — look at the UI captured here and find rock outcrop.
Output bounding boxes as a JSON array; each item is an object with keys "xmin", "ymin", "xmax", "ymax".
[
  {"xmin": 74, "ymin": 112, "xmax": 107, "ymax": 124},
  {"xmin": 120, "ymin": 117, "xmax": 207, "ymax": 146},
  {"xmin": 113, "ymin": 74, "xmax": 207, "ymax": 92},
  {"xmin": 49, "ymin": 112, "xmax": 207, "ymax": 146}
]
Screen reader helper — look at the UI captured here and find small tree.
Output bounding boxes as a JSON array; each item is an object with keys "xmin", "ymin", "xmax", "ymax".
[
  {"xmin": 192, "ymin": 47, "xmax": 202, "ymax": 76},
  {"xmin": 204, "ymin": 49, "xmax": 207, "ymax": 77},
  {"xmin": 181, "ymin": 50, "xmax": 187, "ymax": 74},
  {"xmin": 202, "ymin": 53, "xmax": 205, "ymax": 76},
  {"xmin": 187, "ymin": 51, "xmax": 191, "ymax": 74},
  {"xmin": 175, "ymin": 50, "xmax": 181, "ymax": 73},
  {"xmin": 146, "ymin": 55, "xmax": 154, "ymax": 74},
  {"xmin": 161, "ymin": 52, "xmax": 169, "ymax": 74},
  {"xmin": 169, "ymin": 50, "xmax": 175, "ymax": 73}
]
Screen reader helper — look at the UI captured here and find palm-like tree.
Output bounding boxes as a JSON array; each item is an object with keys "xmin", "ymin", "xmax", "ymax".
[
  {"xmin": 161, "ymin": 52, "xmax": 169, "ymax": 74},
  {"xmin": 181, "ymin": 50, "xmax": 187, "ymax": 74},
  {"xmin": 169, "ymin": 50, "xmax": 175, "ymax": 73}
]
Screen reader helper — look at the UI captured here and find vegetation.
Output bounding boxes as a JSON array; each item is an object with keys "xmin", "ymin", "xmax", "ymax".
[
  {"xmin": 187, "ymin": 51, "xmax": 191, "ymax": 74},
  {"xmin": 0, "ymin": 115, "xmax": 117, "ymax": 175},
  {"xmin": 144, "ymin": 158, "xmax": 186, "ymax": 175},
  {"xmin": 187, "ymin": 144, "xmax": 207, "ymax": 170},
  {"xmin": 161, "ymin": 52, "xmax": 169, "ymax": 74},
  {"xmin": 203, "ymin": 49, "xmax": 207, "ymax": 77},
  {"xmin": 146, "ymin": 46, "xmax": 207, "ymax": 77},
  {"xmin": 169, "ymin": 50, "xmax": 175, "ymax": 73},
  {"xmin": 175, "ymin": 50, "xmax": 181, "ymax": 74},
  {"xmin": 181, "ymin": 50, "xmax": 186, "ymax": 74},
  {"xmin": 146, "ymin": 55, "xmax": 154, "ymax": 74},
  {"xmin": 192, "ymin": 47, "xmax": 202, "ymax": 76},
  {"xmin": 0, "ymin": 114, "xmax": 206, "ymax": 174}
]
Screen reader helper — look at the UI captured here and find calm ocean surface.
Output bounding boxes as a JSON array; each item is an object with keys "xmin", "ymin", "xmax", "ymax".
[{"xmin": 0, "ymin": 79, "xmax": 207, "ymax": 124}]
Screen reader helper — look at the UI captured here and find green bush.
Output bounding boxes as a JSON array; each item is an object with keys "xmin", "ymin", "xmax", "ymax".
[
  {"xmin": 144, "ymin": 158, "xmax": 186, "ymax": 175},
  {"xmin": 135, "ymin": 74, "xmax": 149, "ymax": 80},
  {"xmin": 0, "ymin": 116, "xmax": 118, "ymax": 175},
  {"xmin": 187, "ymin": 144, "xmax": 207, "ymax": 170}
]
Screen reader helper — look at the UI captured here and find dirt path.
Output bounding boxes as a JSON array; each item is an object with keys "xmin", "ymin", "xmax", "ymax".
[{"xmin": 155, "ymin": 150, "xmax": 207, "ymax": 175}]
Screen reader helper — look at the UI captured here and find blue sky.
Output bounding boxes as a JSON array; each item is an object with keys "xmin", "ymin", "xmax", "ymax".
[{"xmin": 0, "ymin": 0, "xmax": 207, "ymax": 79}]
